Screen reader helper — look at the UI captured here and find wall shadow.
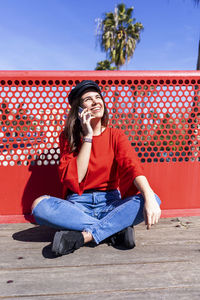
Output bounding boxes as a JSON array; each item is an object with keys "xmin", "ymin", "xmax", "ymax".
[{"xmin": 21, "ymin": 158, "xmax": 63, "ymax": 220}]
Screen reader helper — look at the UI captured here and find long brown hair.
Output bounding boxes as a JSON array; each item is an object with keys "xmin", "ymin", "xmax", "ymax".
[{"xmin": 64, "ymin": 90, "xmax": 109, "ymax": 153}]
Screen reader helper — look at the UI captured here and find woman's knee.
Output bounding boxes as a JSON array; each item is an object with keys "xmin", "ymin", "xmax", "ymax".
[{"xmin": 31, "ymin": 195, "xmax": 50, "ymax": 212}]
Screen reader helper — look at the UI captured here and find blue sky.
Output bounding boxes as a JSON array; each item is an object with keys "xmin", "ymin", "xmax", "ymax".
[{"xmin": 0, "ymin": 0, "xmax": 199, "ymax": 71}]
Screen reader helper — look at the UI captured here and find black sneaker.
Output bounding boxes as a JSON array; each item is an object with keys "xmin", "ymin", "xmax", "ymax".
[
  {"xmin": 109, "ymin": 226, "xmax": 135, "ymax": 249},
  {"xmin": 52, "ymin": 231, "xmax": 84, "ymax": 255}
]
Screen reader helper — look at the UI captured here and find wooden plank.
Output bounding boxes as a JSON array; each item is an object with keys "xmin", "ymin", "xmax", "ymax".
[
  {"xmin": 0, "ymin": 217, "xmax": 200, "ymax": 299},
  {"xmin": 0, "ymin": 261, "xmax": 200, "ymax": 298},
  {"xmin": 0, "ymin": 289, "xmax": 200, "ymax": 300},
  {"xmin": 0, "ymin": 288, "xmax": 200, "ymax": 300}
]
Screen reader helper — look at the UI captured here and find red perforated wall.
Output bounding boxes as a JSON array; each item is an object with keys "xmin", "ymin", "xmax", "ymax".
[{"xmin": 0, "ymin": 71, "xmax": 199, "ymax": 222}]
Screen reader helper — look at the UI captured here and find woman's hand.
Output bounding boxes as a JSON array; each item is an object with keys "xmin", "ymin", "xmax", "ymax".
[
  {"xmin": 76, "ymin": 108, "xmax": 94, "ymax": 183},
  {"xmin": 78, "ymin": 108, "xmax": 94, "ymax": 137},
  {"xmin": 143, "ymin": 192, "xmax": 161, "ymax": 229},
  {"xmin": 134, "ymin": 176, "xmax": 161, "ymax": 229}
]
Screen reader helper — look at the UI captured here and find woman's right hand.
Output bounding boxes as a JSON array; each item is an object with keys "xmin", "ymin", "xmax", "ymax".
[
  {"xmin": 78, "ymin": 108, "xmax": 94, "ymax": 137},
  {"xmin": 77, "ymin": 108, "xmax": 94, "ymax": 183}
]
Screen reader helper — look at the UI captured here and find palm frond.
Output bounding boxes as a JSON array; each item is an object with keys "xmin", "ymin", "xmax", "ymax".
[{"xmin": 96, "ymin": 3, "xmax": 143, "ymax": 69}]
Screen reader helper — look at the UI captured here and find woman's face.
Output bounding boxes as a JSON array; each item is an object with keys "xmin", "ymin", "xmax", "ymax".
[{"xmin": 80, "ymin": 91, "xmax": 105, "ymax": 119}]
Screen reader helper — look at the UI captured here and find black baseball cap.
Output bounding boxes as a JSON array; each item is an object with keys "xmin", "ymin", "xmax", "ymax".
[{"xmin": 68, "ymin": 80, "xmax": 101, "ymax": 105}]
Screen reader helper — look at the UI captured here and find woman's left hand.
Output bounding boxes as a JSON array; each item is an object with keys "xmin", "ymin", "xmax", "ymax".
[
  {"xmin": 134, "ymin": 176, "xmax": 161, "ymax": 230},
  {"xmin": 143, "ymin": 192, "xmax": 161, "ymax": 229}
]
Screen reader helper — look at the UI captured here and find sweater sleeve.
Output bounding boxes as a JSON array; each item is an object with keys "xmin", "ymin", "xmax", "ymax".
[
  {"xmin": 58, "ymin": 132, "xmax": 80, "ymax": 195},
  {"xmin": 114, "ymin": 129, "xmax": 144, "ymax": 198}
]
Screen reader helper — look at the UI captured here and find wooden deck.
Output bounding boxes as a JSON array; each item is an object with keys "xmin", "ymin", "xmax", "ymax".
[{"xmin": 0, "ymin": 216, "xmax": 200, "ymax": 299}]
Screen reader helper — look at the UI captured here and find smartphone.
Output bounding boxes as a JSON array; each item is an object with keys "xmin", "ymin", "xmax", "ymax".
[{"xmin": 78, "ymin": 106, "xmax": 83, "ymax": 113}]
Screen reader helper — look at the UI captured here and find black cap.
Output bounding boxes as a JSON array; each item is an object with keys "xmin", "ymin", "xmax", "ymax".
[{"xmin": 68, "ymin": 80, "xmax": 101, "ymax": 105}]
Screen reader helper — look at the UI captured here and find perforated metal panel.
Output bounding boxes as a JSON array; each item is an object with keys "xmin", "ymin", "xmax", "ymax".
[
  {"xmin": 0, "ymin": 80, "xmax": 68, "ymax": 167},
  {"xmin": 0, "ymin": 71, "xmax": 199, "ymax": 218},
  {"xmin": 0, "ymin": 75, "xmax": 199, "ymax": 166}
]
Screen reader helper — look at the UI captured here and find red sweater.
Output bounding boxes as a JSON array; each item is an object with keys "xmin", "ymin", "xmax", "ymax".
[{"xmin": 58, "ymin": 127, "xmax": 144, "ymax": 199}]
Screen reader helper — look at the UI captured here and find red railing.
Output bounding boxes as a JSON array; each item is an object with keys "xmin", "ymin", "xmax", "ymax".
[{"xmin": 0, "ymin": 71, "xmax": 200, "ymax": 223}]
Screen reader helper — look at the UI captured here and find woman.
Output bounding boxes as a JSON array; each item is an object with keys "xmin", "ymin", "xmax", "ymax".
[{"xmin": 32, "ymin": 80, "xmax": 161, "ymax": 256}]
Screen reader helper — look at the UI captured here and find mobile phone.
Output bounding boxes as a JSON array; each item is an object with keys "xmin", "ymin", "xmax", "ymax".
[{"xmin": 78, "ymin": 106, "xmax": 83, "ymax": 113}]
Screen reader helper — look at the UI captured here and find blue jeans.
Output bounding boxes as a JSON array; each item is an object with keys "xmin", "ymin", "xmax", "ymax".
[{"xmin": 32, "ymin": 190, "xmax": 161, "ymax": 244}]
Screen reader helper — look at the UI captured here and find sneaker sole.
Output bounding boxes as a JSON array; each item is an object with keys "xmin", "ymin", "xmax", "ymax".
[{"xmin": 52, "ymin": 231, "xmax": 68, "ymax": 255}]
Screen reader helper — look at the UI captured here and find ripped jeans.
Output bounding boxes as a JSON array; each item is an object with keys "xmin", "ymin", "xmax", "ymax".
[{"xmin": 32, "ymin": 190, "xmax": 161, "ymax": 244}]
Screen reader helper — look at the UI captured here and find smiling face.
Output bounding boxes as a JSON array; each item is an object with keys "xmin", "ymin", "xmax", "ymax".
[{"xmin": 80, "ymin": 90, "xmax": 105, "ymax": 119}]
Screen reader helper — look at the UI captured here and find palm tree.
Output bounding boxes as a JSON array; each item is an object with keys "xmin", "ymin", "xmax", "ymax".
[
  {"xmin": 96, "ymin": 3, "xmax": 143, "ymax": 70},
  {"xmin": 95, "ymin": 60, "xmax": 116, "ymax": 70}
]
